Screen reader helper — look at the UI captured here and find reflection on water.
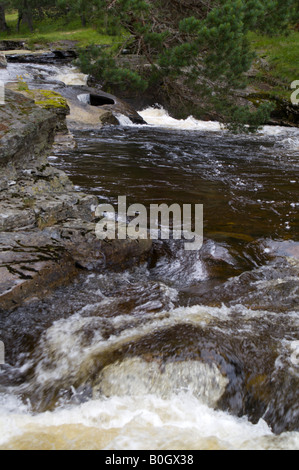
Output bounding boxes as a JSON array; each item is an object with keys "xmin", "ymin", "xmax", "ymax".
[{"xmin": 0, "ymin": 112, "xmax": 299, "ymax": 449}]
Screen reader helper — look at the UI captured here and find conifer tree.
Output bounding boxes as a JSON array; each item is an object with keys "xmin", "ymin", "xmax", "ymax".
[{"xmin": 77, "ymin": 0, "xmax": 298, "ymax": 130}]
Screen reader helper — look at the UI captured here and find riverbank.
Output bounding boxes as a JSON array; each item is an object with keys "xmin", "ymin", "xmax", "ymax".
[{"xmin": 0, "ymin": 89, "xmax": 152, "ymax": 312}]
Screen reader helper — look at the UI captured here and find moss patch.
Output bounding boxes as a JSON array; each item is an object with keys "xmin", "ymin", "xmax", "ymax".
[{"xmin": 27, "ymin": 90, "xmax": 69, "ymax": 111}]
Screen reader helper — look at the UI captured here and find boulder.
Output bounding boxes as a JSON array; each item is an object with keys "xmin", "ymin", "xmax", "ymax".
[
  {"xmin": 7, "ymin": 85, "xmax": 71, "ymax": 133},
  {"xmin": 0, "ymin": 89, "xmax": 57, "ymax": 168},
  {"xmin": 56, "ymin": 85, "xmax": 147, "ymax": 128}
]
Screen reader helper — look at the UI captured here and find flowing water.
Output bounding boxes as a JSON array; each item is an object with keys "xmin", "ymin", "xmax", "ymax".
[{"xmin": 0, "ymin": 64, "xmax": 299, "ymax": 450}]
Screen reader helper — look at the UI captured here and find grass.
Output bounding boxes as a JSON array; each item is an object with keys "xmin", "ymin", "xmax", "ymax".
[
  {"xmin": 248, "ymin": 30, "xmax": 299, "ymax": 99},
  {"xmin": 1, "ymin": 11, "xmax": 125, "ymax": 49}
]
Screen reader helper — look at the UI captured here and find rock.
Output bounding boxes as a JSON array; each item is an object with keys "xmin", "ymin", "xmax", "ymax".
[
  {"xmin": 0, "ymin": 53, "xmax": 7, "ymax": 68},
  {"xmin": 0, "ymin": 40, "xmax": 27, "ymax": 51},
  {"xmin": 0, "ymin": 89, "xmax": 57, "ymax": 169},
  {"xmin": 100, "ymin": 111, "xmax": 120, "ymax": 126},
  {"xmin": 53, "ymin": 132, "xmax": 77, "ymax": 150},
  {"xmin": 0, "ymin": 89, "xmax": 152, "ymax": 311},
  {"xmin": 55, "ymin": 221, "xmax": 153, "ymax": 271},
  {"xmin": 63, "ymin": 96, "xmax": 118, "ymax": 129},
  {"xmin": 0, "ymin": 218, "xmax": 152, "ymax": 311},
  {"xmin": 6, "ymin": 85, "xmax": 71, "ymax": 133},
  {"xmin": 0, "ymin": 232, "xmax": 78, "ymax": 312},
  {"xmin": 56, "ymin": 85, "xmax": 147, "ymax": 128},
  {"xmin": 5, "ymin": 49, "xmax": 78, "ymax": 65}
]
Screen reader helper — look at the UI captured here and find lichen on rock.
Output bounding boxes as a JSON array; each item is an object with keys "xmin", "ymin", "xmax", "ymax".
[{"xmin": 6, "ymin": 84, "xmax": 70, "ymax": 133}]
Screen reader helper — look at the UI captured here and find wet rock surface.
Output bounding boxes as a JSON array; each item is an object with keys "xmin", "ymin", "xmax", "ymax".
[
  {"xmin": 56, "ymin": 85, "xmax": 146, "ymax": 129},
  {"xmin": 0, "ymin": 90, "xmax": 152, "ymax": 312}
]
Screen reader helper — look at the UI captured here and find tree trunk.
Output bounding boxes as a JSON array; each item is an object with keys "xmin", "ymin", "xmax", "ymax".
[
  {"xmin": 17, "ymin": 10, "xmax": 23, "ymax": 33},
  {"xmin": 24, "ymin": 11, "xmax": 33, "ymax": 32},
  {"xmin": 18, "ymin": 1, "xmax": 34, "ymax": 33},
  {"xmin": 0, "ymin": 3, "xmax": 9, "ymax": 32},
  {"xmin": 81, "ymin": 13, "xmax": 87, "ymax": 27}
]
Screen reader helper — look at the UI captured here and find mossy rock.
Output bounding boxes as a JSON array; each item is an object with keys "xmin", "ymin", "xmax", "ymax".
[
  {"xmin": 6, "ymin": 84, "xmax": 70, "ymax": 115},
  {"xmin": 17, "ymin": 89, "xmax": 71, "ymax": 133},
  {"xmin": 27, "ymin": 89, "xmax": 70, "ymax": 114}
]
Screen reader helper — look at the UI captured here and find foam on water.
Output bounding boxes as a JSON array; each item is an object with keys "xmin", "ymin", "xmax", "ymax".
[
  {"xmin": 138, "ymin": 107, "xmax": 299, "ymax": 149},
  {"xmin": 1, "ymin": 392, "xmax": 299, "ymax": 450},
  {"xmin": 54, "ymin": 67, "xmax": 88, "ymax": 86},
  {"xmin": 116, "ymin": 113, "xmax": 137, "ymax": 126},
  {"xmin": 31, "ymin": 304, "xmax": 230, "ymax": 388},
  {"xmin": 0, "ymin": 63, "xmax": 88, "ymax": 86},
  {"xmin": 139, "ymin": 107, "xmax": 223, "ymax": 131}
]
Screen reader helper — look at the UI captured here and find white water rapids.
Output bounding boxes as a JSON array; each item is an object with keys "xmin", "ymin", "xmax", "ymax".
[
  {"xmin": 1, "ymin": 391, "xmax": 297, "ymax": 451},
  {"xmin": 1, "ymin": 301, "xmax": 299, "ymax": 450}
]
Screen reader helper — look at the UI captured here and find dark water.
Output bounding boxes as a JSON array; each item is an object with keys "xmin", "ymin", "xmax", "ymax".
[
  {"xmin": 52, "ymin": 127, "xmax": 299, "ymax": 236},
  {"xmin": 0, "ymin": 121, "xmax": 299, "ymax": 449}
]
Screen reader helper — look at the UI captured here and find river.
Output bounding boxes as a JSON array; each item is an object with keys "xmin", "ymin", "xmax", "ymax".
[{"xmin": 0, "ymin": 63, "xmax": 299, "ymax": 450}]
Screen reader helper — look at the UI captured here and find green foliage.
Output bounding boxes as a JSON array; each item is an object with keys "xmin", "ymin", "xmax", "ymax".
[
  {"xmin": 253, "ymin": 0, "xmax": 298, "ymax": 35},
  {"xmin": 226, "ymin": 102, "xmax": 275, "ymax": 133},
  {"xmin": 2, "ymin": 0, "xmax": 297, "ymax": 130},
  {"xmin": 75, "ymin": 0, "xmax": 298, "ymax": 130},
  {"xmin": 16, "ymin": 75, "xmax": 29, "ymax": 90},
  {"xmin": 78, "ymin": 45, "xmax": 148, "ymax": 91}
]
